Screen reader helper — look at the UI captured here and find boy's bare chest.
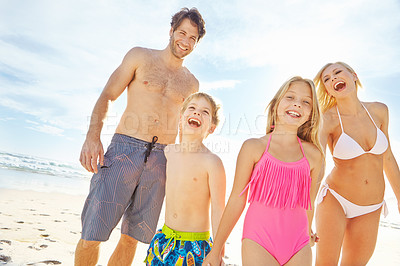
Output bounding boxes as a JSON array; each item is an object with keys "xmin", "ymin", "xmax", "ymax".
[{"xmin": 167, "ymin": 157, "xmax": 208, "ymax": 184}]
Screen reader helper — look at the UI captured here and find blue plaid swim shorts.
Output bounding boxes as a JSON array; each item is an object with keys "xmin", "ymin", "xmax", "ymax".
[{"xmin": 81, "ymin": 133, "xmax": 166, "ymax": 243}]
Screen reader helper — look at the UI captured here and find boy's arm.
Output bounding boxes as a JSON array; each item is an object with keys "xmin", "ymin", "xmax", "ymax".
[
  {"xmin": 208, "ymin": 155, "xmax": 226, "ymax": 240},
  {"xmin": 80, "ymin": 47, "xmax": 141, "ymax": 173}
]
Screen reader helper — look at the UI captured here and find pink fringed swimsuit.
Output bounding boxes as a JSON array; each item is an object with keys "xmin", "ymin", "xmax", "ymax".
[{"xmin": 241, "ymin": 134, "xmax": 311, "ymax": 265}]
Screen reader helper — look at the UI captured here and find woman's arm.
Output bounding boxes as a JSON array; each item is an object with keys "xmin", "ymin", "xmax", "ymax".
[
  {"xmin": 308, "ymin": 111, "xmax": 334, "ymax": 244},
  {"xmin": 380, "ymin": 104, "xmax": 400, "ymax": 212}
]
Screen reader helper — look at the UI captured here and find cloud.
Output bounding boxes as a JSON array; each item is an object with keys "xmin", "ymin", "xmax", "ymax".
[
  {"xmin": 0, "ymin": 117, "xmax": 15, "ymax": 122},
  {"xmin": 26, "ymin": 120, "xmax": 64, "ymax": 136},
  {"xmin": 1, "ymin": 0, "xmax": 400, "ymax": 138},
  {"xmin": 198, "ymin": 0, "xmax": 400, "ymax": 77},
  {"xmin": 0, "ymin": 0, "xmax": 183, "ymax": 133},
  {"xmin": 200, "ymin": 80, "xmax": 240, "ymax": 91}
]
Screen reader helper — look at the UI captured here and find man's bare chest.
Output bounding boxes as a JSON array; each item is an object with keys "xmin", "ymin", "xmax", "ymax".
[{"xmin": 136, "ymin": 64, "xmax": 194, "ymax": 101}]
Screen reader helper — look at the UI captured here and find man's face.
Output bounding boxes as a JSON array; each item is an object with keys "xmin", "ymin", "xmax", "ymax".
[{"xmin": 169, "ymin": 18, "xmax": 199, "ymax": 59}]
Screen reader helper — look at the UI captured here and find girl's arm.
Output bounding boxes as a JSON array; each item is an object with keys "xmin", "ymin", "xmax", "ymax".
[
  {"xmin": 380, "ymin": 104, "xmax": 400, "ymax": 212},
  {"xmin": 202, "ymin": 139, "xmax": 259, "ymax": 266}
]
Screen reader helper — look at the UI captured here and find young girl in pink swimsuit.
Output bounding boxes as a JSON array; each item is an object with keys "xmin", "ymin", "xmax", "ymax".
[{"xmin": 203, "ymin": 76, "xmax": 324, "ymax": 266}]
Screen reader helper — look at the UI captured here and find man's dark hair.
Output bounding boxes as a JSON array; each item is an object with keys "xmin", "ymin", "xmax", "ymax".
[{"xmin": 171, "ymin": 7, "xmax": 206, "ymax": 41}]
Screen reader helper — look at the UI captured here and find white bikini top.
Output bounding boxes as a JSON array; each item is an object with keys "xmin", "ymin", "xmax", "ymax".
[{"xmin": 332, "ymin": 103, "xmax": 388, "ymax": 160}]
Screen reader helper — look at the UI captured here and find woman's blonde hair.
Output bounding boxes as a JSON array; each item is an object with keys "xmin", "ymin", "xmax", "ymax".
[
  {"xmin": 314, "ymin": 62, "xmax": 362, "ymax": 113},
  {"xmin": 266, "ymin": 76, "xmax": 323, "ymax": 156}
]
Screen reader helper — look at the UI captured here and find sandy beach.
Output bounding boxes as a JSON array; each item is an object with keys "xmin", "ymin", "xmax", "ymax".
[
  {"xmin": 0, "ymin": 188, "xmax": 399, "ymax": 265},
  {"xmin": 0, "ymin": 189, "xmax": 240, "ymax": 265}
]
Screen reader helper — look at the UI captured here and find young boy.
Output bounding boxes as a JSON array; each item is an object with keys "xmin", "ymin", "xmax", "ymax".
[{"xmin": 145, "ymin": 92, "xmax": 226, "ymax": 265}]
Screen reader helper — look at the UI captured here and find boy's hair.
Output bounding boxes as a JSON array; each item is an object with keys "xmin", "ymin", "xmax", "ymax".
[
  {"xmin": 171, "ymin": 7, "xmax": 206, "ymax": 41},
  {"xmin": 181, "ymin": 92, "xmax": 221, "ymax": 127},
  {"xmin": 266, "ymin": 76, "xmax": 324, "ymax": 156},
  {"xmin": 314, "ymin": 61, "xmax": 362, "ymax": 113}
]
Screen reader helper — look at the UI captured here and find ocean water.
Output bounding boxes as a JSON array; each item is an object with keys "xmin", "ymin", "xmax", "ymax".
[{"xmin": 0, "ymin": 151, "xmax": 91, "ymax": 195}]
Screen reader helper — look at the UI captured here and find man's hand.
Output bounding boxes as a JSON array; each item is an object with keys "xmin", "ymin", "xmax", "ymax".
[{"xmin": 79, "ymin": 136, "xmax": 104, "ymax": 173}]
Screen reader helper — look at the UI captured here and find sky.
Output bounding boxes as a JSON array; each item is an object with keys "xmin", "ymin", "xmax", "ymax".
[{"xmin": 1, "ymin": 0, "xmax": 400, "ymax": 175}]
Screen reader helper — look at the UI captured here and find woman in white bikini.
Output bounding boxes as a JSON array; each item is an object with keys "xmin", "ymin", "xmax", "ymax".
[{"xmin": 314, "ymin": 62, "xmax": 400, "ymax": 265}]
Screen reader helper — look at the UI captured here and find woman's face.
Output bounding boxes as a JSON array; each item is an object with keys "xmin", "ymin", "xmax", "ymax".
[{"xmin": 321, "ymin": 63, "xmax": 358, "ymax": 99}]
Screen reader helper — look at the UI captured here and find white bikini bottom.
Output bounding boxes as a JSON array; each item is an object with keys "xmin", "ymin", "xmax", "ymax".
[{"xmin": 317, "ymin": 182, "xmax": 388, "ymax": 218}]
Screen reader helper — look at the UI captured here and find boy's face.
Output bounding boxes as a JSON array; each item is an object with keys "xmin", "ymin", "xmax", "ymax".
[{"xmin": 181, "ymin": 97, "xmax": 215, "ymax": 139}]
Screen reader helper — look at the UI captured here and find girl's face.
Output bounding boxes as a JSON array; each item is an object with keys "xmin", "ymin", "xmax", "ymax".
[
  {"xmin": 321, "ymin": 63, "xmax": 358, "ymax": 99},
  {"xmin": 276, "ymin": 81, "xmax": 313, "ymax": 128},
  {"xmin": 181, "ymin": 97, "xmax": 214, "ymax": 138}
]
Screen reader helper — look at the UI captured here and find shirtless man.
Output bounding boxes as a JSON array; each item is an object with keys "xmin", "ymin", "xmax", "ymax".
[{"xmin": 74, "ymin": 8, "xmax": 206, "ymax": 266}]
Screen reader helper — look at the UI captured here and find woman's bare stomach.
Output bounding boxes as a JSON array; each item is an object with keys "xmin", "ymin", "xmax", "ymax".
[{"xmin": 326, "ymin": 158, "xmax": 385, "ymax": 205}]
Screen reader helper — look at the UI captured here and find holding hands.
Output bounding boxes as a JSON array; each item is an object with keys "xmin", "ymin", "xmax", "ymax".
[
  {"xmin": 202, "ymin": 249, "xmax": 225, "ymax": 266},
  {"xmin": 310, "ymin": 230, "xmax": 319, "ymax": 247}
]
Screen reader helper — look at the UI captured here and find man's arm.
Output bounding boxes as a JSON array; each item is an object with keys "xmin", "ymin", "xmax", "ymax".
[{"xmin": 80, "ymin": 48, "xmax": 142, "ymax": 173}]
